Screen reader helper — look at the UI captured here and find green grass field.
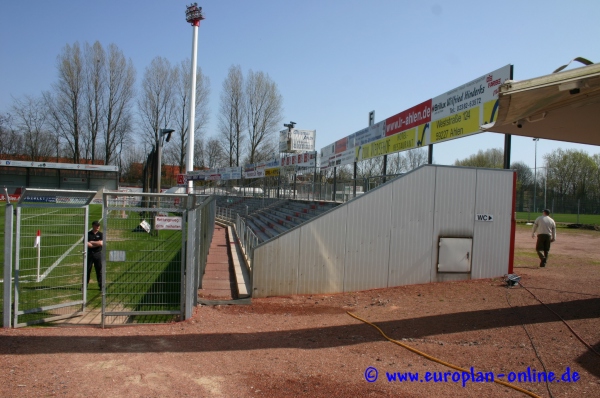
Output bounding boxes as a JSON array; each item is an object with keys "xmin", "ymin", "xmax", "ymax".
[
  {"xmin": 2, "ymin": 203, "xmax": 183, "ymax": 326},
  {"xmin": 516, "ymin": 211, "xmax": 600, "ymax": 225}
]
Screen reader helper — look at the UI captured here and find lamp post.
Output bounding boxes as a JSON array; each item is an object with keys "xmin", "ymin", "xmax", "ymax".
[
  {"xmin": 281, "ymin": 121, "xmax": 296, "ymax": 198},
  {"xmin": 533, "ymin": 138, "xmax": 539, "ymax": 215},
  {"xmin": 185, "ymin": 3, "xmax": 205, "ymax": 194},
  {"xmin": 156, "ymin": 129, "xmax": 174, "ymax": 194}
]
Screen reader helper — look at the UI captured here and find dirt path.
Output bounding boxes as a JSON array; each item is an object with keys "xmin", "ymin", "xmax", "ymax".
[{"xmin": 1, "ymin": 225, "xmax": 599, "ymax": 397}]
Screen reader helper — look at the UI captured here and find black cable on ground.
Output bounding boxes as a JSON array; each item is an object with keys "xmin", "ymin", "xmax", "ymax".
[
  {"xmin": 518, "ymin": 282, "xmax": 600, "ymax": 358},
  {"xmin": 347, "ymin": 311, "xmax": 541, "ymax": 398},
  {"xmin": 506, "ymin": 287, "xmax": 554, "ymax": 398}
]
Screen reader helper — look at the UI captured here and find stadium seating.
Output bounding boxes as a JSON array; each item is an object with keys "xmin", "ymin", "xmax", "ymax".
[{"xmin": 216, "ymin": 197, "xmax": 339, "ymax": 243}]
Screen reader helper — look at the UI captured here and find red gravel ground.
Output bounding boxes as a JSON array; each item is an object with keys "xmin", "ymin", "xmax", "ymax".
[{"xmin": 1, "ymin": 224, "xmax": 599, "ymax": 397}]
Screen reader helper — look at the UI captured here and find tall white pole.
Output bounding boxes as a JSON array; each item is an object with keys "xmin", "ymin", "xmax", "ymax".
[
  {"xmin": 187, "ymin": 24, "xmax": 199, "ymax": 194},
  {"xmin": 533, "ymin": 138, "xmax": 538, "ymax": 214}
]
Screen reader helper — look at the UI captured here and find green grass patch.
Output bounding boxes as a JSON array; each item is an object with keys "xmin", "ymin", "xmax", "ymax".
[
  {"xmin": 4, "ymin": 203, "xmax": 182, "ymax": 325},
  {"xmin": 102, "ymin": 213, "xmax": 183, "ymax": 323},
  {"xmin": 516, "ymin": 211, "xmax": 600, "ymax": 225}
]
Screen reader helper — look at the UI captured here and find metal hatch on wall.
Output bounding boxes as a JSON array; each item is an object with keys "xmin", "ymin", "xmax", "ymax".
[{"xmin": 438, "ymin": 237, "xmax": 472, "ymax": 273}]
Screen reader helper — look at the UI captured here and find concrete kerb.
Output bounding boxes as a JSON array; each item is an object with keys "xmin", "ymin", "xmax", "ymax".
[{"xmin": 227, "ymin": 226, "xmax": 252, "ymax": 298}]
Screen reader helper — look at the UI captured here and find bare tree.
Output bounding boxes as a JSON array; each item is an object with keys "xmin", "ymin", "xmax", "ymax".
[
  {"xmin": 0, "ymin": 113, "xmax": 23, "ymax": 157},
  {"xmin": 205, "ymin": 137, "xmax": 225, "ymax": 168},
  {"xmin": 103, "ymin": 43, "xmax": 136, "ymax": 166},
  {"xmin": 218, "ymin": 65, "xmax": 245, "ymax": 167},
  {"xmin": 193, "ymin": 135, "xmax": 205, "ymax": 169},
  {"xmin": 44, "ymin": 42, "xmax": 84, "ymax": 163},
  {"xmin": 399, "ymin": 148, "xmax": 428, "ymax": 172},
  {"xmin": 119, "ymin": 142, "xmax": 147, "ymax": 184},
  {"xmin": 11, "ymin": 95, "xmax": 55, "ymax": 161},
  {"xmin": 245, "ymin": 70, "xmax": 283, "ymax": 164},
  {"xmin": 357, "ymin": 157, "xmax": 384, "ymax": 178},
  {"xmin": 138, "ymin": 57, "xmax": 178, "ymax": 149},
  {"xmin": 82, "ymin": 41, "xmax": 106, "ymax": 162},
  {"xmin": 172, "ymin": 59, "xmax": 210, "ymax": 172}
]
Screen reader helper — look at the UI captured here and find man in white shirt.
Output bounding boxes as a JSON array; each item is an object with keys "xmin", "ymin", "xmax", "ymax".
[{"xmin": 532, "ymin": 209, "xmax": 556, "ymax": 267}]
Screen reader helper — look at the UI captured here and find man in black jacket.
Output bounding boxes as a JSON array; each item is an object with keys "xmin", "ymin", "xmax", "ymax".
[{"xmin": 87, "ymin": 221, "xmax": 103, "ymax": 290}]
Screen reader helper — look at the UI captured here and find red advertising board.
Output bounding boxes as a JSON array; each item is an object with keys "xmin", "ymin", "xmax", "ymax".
[
  {"xmin": 385, "ymin": 99, "xmax": 432, "ymax": 137},
  {"xmin": 334, "ymin": 137, "xmax": 347, "ymax": 153}
]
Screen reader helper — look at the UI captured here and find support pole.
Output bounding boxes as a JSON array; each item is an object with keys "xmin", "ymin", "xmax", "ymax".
[
  {"xmin": 156, "ymin": 138, "xmax": 162, "ymax": 193},
  {"xmin": 3, "ymin": 192, "xmax": 13, "ymax": 328},
  {"xmin": 332, "ymin": 167, "xmax": 337, "ymax": 202},
  {"xmin": 186, "ymin": 23, "xmax": 199, "ymax": 194},
  {"xmin": 382, "ymin": 155, "xmax": 387, "ymax": 184},
  {"xmin": 353, "ymin": 162, "xmax": 357, "ymax": 198},
  {"xmin": 503, "ymin": 134, "xmax": 511, "ymax": 169},
  {"xmin": 428, "ymin": 144, "xmax": 433, "ymax": 164}
]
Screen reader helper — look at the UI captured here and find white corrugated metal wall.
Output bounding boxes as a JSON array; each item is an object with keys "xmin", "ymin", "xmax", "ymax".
[
  {"xmin": 471, "ymin": 169, "xmax": 515, "ymax": 279},
  {"xmin": 297, "ymin": 207, "xmax": 347, "ymax": 294},
  {"xmin": 430, "ymin": 167, "xmax": 477, "ymax": 283},
  {"xmin": 388, "ymin": 166, "xmax": 436, "ymax": 287},
  {"xmin": 252, "ymin": 165, "xmax": 515, "ymax": 298}
]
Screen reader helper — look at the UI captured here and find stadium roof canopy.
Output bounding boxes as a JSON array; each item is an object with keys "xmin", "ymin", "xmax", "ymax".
[{"xmin": 484, "ymin": 62, "xmax": 600, "ymax": 146}]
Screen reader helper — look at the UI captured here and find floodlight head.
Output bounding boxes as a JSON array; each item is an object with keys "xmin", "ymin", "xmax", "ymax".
[
  {"xmin": 160, "ymin": 128, "xmax": 175, "ymax": 143},
  {"xmin": 186, "ymin": 3, "xmax": 205, "ymax": 25}
]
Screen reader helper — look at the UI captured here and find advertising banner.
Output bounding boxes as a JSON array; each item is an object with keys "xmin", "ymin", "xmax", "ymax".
[
  {"xmin": 290, "ymin": 129, "xmax": 316, "ymax": 152},
  {"xmin": 279, "ymin": 129, "xmax": 290, "ymax": 152},
  {"xmin": 186, "ymin": 167, "xmax": 242, "ymax": 181},
  {"xmin": 0, "ymin": 159, "xmax": 118, "ymax": 172},
  {"xmin": 356, "ymin": 128, "xmax": 418, "ymax": 161},
  {"xmin": 243, "ymin": 157, "xmax": 280, "ymax": 179},
  {"xmin": 319, "ymin": 64, "xmax": 512, "ymax": 169},
  {"xmin": 264, "ymin": 168, "xmax": 279, "ymax": 177},
  {"xmin": 281, "ymin": 152, "xmax": 317, "ymax": 168},
  {"xmin": 280, "ymin": 129, "xmax": 316, "ymax": 152}
]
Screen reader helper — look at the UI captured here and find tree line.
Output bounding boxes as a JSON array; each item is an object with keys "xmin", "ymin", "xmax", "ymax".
[
  {"xmin": 454, "ymin": 147, "xmax": 600, "ymax": 213},
  {"xmin": 0, "ymin": 41, "xmax": 284, "ymax": 184}
]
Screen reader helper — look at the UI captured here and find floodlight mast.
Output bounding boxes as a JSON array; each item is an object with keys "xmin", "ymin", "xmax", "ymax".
[{"xmin": 185, "ymin": 3, "xmax": 205, "ymax": 193}]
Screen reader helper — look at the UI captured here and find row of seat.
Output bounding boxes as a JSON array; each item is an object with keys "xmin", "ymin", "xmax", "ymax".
[{"xmin": 243, "ymin": 200, "xmax": 338, "ymax": 242}]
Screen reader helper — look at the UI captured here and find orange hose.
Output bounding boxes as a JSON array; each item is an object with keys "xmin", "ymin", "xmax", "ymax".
[{"xmin": 347, "ymin": 311, "xmax": 541, "ymax": 398}]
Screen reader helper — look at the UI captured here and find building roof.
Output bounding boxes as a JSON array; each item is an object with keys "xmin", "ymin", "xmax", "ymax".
[{"xmin": 484, "ymin": 63, "xmax": 600, "ymax": 146}]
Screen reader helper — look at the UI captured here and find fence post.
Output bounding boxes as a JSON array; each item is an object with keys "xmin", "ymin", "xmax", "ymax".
[
  {"xmin": 3, "ymin": 201, "xmax": 13, "ymax": 328},
  {"xmin": 577, "ymin": 199, "xmax": 580, "ymax": 224}
]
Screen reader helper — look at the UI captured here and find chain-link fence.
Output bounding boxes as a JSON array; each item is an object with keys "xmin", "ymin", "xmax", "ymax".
[
  {"xmin": 12, "ymin": 189, "xmax": 96, "ymax": 327},
  {"xmin": 516, "ymin": 188, "xmax": 600, "ymax": 224},
  {"xmin": 101, "ymin": 192, "xmax": 215, "ymax": 326},
  {"xmin": 205, "ymin": 172, "xmax": 405, "ymax": 203}
]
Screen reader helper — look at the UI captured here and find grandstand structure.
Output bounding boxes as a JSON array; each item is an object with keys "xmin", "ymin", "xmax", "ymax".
[
  {"xmin": 215, "ymin": 164, "xmax": 516, "ymax": 298},
  {"xmin": 0, "ymin": 159, "xmax": 118, "ymax": 201}
]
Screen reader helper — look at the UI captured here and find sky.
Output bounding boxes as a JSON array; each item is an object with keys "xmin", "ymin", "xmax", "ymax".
[{"xmin": 1, "ymin": 0, "xmax": 600, "ymax": 170}]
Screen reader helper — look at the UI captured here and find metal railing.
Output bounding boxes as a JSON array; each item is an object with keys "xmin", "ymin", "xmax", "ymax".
[{"xmin": 235, "ymin": 214, "xmax": 259, "ymax": 272}]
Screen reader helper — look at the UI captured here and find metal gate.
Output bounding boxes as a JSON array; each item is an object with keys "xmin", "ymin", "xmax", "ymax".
[
  {"xmin": 13, "ymin": 189, "xmax": 97, "ymax": 327},
  {"xmin": 102, "ymin": 192, "xmax": 203, "ymax": 326}
]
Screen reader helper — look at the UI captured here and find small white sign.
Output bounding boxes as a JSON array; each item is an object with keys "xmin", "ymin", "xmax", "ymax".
[
  {"xmin": 109, "ymin": 251, "xmax": 126, "ymax": 262},
  {"xmin": 155, "ymin": 216, "xmax": 183, "ymax": 230},
  {"xmin": 139, "ymin": 220, "xmax": 151, "ymax": 233},
  {"xmin": 475, "ymin": 214, "xmax": 494, "ymax": 222}
]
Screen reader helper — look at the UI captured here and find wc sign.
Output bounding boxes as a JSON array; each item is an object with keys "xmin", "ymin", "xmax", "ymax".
[{"xmin": 476, "ymin": 214, "xmax": 494, "ymax": 222}]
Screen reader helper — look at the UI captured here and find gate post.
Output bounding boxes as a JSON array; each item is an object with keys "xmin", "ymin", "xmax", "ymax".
[{"xmin": 3, "ymin": 200, "xmax": 13, "ymax": 328}]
